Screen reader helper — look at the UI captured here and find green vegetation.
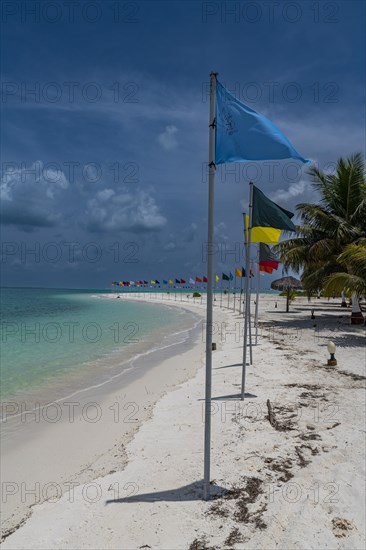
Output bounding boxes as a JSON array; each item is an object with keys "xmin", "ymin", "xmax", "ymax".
[
  {"xmin": 324, "ymin": 240, "xmax": 366, "ymax": 296},
  {"xmin": 279, "ymin": 290, "xmax": 316, "ymax": 297},
  {"xmin": 276, "ymin": 153, "xmax": 366, "ymax": 313},
  {"xmin": 193, "ymin": 292, "xmax": 201, "ymax": 298}
]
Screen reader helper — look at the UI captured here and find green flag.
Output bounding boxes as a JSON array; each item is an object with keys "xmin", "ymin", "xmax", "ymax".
[
  {"xmin": 252, "ymin": 185, "xmax": 296, "ymax": 232},
  {"xmin": 222, "ymin": 272, "xmax": 230, "ymax": 281}
]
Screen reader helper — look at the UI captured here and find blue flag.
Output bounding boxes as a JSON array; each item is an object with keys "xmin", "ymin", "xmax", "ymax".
[
  {"xmin": 215, "ymin": 81, "xmax": 309, "ymax": 164},
  {"xmin": 229, "ymin": 272, "xmax": 234, "ymax": 281}
]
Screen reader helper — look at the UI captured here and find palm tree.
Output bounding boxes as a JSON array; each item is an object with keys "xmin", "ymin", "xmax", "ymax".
[
  {"xmin": 276, "ymin": 153, "xmax": 366, "ymax": 320},
  {"xmin": 323, "ymin": 240, "xmax": 366, "ymax": 323},
  {"xmin": 324, "ymin": 240, "xmax": 366, "ymax": 296}
]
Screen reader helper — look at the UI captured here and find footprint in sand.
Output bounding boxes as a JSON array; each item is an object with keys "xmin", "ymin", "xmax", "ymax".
[{"xmin": 331, "ymin": 517, "xmax": 356, "ymax": 538}]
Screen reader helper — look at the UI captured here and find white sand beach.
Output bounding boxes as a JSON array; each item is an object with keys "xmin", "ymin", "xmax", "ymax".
[{"xmin": 1, "ymin": 293, "xmax": 365, "ymax": 549}]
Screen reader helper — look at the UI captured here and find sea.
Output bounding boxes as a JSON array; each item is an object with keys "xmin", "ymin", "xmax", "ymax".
[{"xmin": 0, "ymin": 288, "xmax": 200, "ymax": 406}]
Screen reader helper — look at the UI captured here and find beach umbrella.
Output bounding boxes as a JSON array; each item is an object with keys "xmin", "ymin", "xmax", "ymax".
[{"xmin": 271, "ymin": 276, "xmax": 303, "ymax": 312}]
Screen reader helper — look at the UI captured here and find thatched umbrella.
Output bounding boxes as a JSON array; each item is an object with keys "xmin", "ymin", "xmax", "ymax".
[{"xmin": 271, "ymin": 276, "xmax": 303, "ymax": 312}]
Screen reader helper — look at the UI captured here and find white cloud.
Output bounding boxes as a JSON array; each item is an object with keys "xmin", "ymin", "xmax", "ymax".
[
  {"xmin": 182, "ymin": 222, "xmax": 197, "ymax": 242},
  {"xmin": 269, "ymin": 181, "xmax": 307, "ymax": 204},
  {"xmin": 84, "ymin": 189, "xmax": 167, "ymax": 233},
  {"xmin": 1, "ymin": 161, "xmax": 167, "ymax": 235},
  {"xmin": 0, "ymin": 161, "xmax": 69, "ymax": 228},
  {"xmin": 268, "ymin": 180, "xmax": 317, "ymax": 216},
  {"xmin": 157, "ymin": 125, "xmax": 178, "ymax": 150},
  {"xmin": 96, "ymin": 188, "xmax": 115, "ymax": 202},
  {"xmin": 214, "ymin": 221, "xmax": 229, "ymax": 241}
]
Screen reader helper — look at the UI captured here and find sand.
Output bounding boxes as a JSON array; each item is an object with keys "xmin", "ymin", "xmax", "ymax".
[
  {"xmin": 1, "ymin": 292, "xmax": 365, "ymax": 549},
  {"xmin": 0, "ymin": 298, "xmax": 208, "ymax": 542}
]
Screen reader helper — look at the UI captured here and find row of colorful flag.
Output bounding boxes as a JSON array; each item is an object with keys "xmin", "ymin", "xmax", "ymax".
[
  {"xmin": 113, "ymin": 260, "xmax": 281, "ymax": 289},
  {"xmin": 111, "ymin": 242, "xmax": 282, "ymax": 288},
  {"xmin": 111, "ymin": 279, "xmax": 187, "ymax": 287}
]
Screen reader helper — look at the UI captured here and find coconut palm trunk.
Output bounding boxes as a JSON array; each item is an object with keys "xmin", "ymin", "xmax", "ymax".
[{"xmin": 286, "ymin": 287, "xmax": 290, "ymax": 313}]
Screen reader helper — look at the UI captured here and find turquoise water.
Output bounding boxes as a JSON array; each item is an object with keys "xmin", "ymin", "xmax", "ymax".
[{"xmin": 0, "ymin": 288, "xmax": 196, "ymax": 401}]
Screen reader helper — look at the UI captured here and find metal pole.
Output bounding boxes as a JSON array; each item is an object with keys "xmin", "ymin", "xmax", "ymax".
[
  {"xmin": 203, "ymin": 71, "xmax": 217, "ymax": 501},
  {"xmin": 227, "ymin": 278, "xmax": 230, "ymax": 309},
  {"xmin": 248, "ymin": 269, "xmax": 253, "ymax": 364},
  {"xmin": 255, "ymin": 257, "xmax": 260, "ymax": 345},
  {"xmin": 239, "ymin": 272, "xmax": 243, "ymax": 314},
  {"xmin": 220, "ymin": 278, "xmax": 223, "ymax": 308},
  {"xmin": 233, "ymin": 276, "xmax": 237, "ymax": 312},
  {"xmin": 239, "ymin": 217, "xmax": 246, "ymax": 315},
  {"xmin": 241, "ymin": 183, "xmax": 253, "ymax": 400}
]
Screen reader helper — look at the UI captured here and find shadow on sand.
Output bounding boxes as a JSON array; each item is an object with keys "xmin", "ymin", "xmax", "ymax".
[
  {"xmin": 105, "ymin": 480, "xmax": 225, "ymax": 504},
  {"xmin": 211, "ymin": 392, "xmax": 257, "ymax": 400},
  {"xmin": 259, "ymin": 314, "xmax": 365, "ymax": 349},
  {"xmin": 197, "ymin": 391, "xmax": 257, "ymax": 400},
  {"xmin": 216, "ymin": 362, "xmax": 242, "ymax": 369}
]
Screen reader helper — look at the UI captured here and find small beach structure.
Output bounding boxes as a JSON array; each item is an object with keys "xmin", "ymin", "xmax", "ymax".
[{"xmin": 271, "ymin": 276, "xmax": 303, "ymax": 312}]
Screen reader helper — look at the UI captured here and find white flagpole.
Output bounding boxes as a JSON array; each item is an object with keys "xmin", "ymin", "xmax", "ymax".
[
  {"xmin": 220, "ymin": 277, "xmax": 223, "ymax": 308},
  {"xmin": 239, "ymin": 272, "xmax": 243, "ymax": 314},
  {"xmin": 233, "ymin": 275, "xmax": 237, "ymax": 311},
  {"xmin": 248, "ymin": 270, "xmax": 253, "ymax": 365},
  {"xmin": 227, "ymin": 276, "xmax": 231, "ymax": 309},
  {"xmin": 241, "ymin": 182, "xmax": 253, "ymax": 400},
  {"xmin": 255, "ymin": 254, "xmax": 260, "ymax": 345},
  {"xmin": 240, "ymin": 230, "xmax": 245, "ymax": 316},
  {"xmin": 203, "ymin": 71, "xmax": 217, "ymax": 501}
]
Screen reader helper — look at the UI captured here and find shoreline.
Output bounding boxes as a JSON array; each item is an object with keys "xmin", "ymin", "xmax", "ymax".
[
  {"xmin": 0, "ymin": 299, "xmax": 201, "ymax": 426},
  {"xmin": 0, "ymin": 296, "xmax": 199, "ymax": 407},
  {"xmin": 2, "ymin": 294, "xmax": 365, "ymax": 549},
  {"xmin": 1, "ymin": 296, "xmax": 214, "ymax": 542}
]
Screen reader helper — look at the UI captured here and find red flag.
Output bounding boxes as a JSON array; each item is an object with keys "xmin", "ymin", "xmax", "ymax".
[
  {"xmin": 259, "ymin": 260, "xmax": 279, "ymax": 270},
  {"xmin": 195, "ymin": 277, "xmax": 202, "ymax": 283},
  {"xmin": 260, "ymin": 265, "xmax": 274, "ymax": 274},
  {"xmin": 180, "ymin": 278, "xmax": 186, "ymax": 284},
  {"xmin": 203, "ymin": 276, "xmax": 208, "ymax": 282}
]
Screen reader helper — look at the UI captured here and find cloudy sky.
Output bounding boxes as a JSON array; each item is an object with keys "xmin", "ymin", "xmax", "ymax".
[{"xmin": 1, "ymin": 0, "xmax": 365, "ymax": 288}]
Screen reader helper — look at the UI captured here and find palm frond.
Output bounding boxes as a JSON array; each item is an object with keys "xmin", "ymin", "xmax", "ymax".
[
  {"xmin": 324, "ymin": 272, "xmax": 366, "ymax": 296},
  {"xmin": 337, "ymin": 243, "xmax": 366, "ymax": 279},
  {"xmin": 276, "ymin": 153, "xmax": 366, "ymax": 295}
]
